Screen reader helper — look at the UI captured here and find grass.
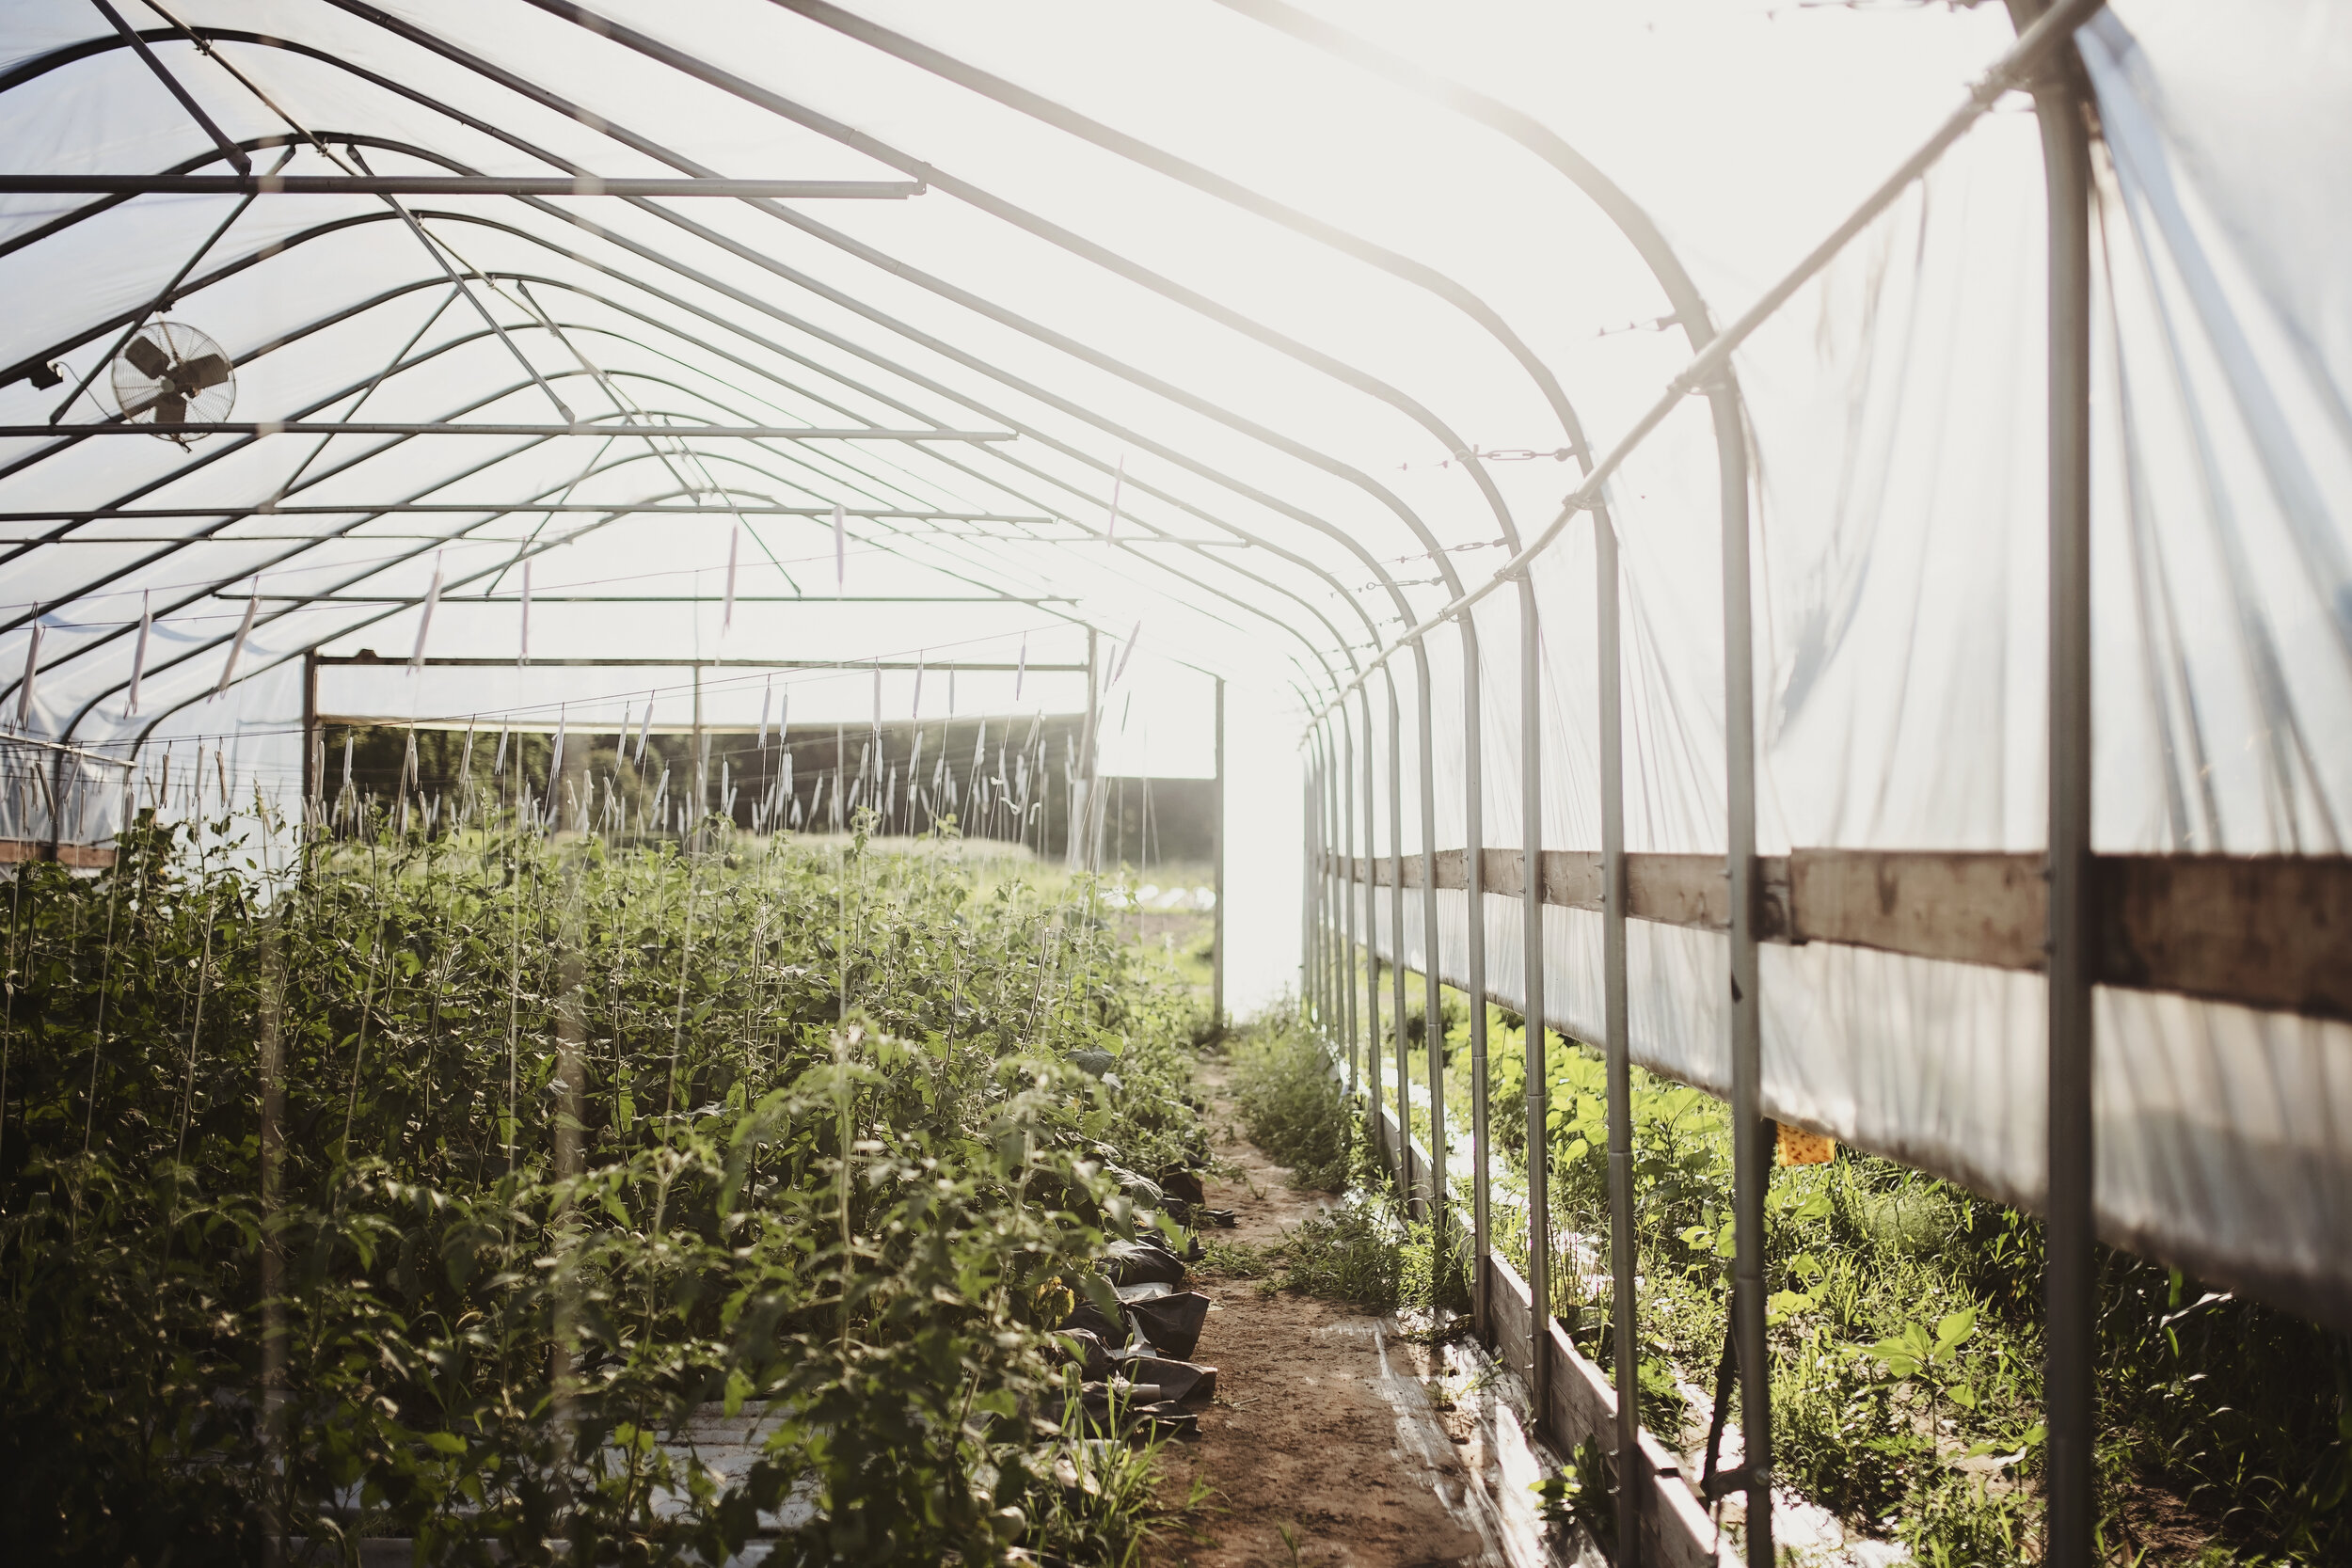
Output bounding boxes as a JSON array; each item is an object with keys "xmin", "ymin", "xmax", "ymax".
[
  {"xmin": 1225, "ymin": 1013, "xmax": 1353, "ymax": 1191},
  {"xmin": 0, "ymin": 801, "xmax": 1216, "ymax": 1565}
]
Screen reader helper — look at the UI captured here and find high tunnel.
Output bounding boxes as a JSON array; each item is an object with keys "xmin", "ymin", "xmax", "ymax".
[{"xmin": 0, "ymin": 2, "xmax": 2347, "ymax": 1562}]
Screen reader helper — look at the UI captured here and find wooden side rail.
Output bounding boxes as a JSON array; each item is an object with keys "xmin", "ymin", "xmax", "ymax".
[
  {"xmin": 0, "ymin": 837, "xmax": 117, "ymax": 869},
  {"xmin": 1327, "ymin": 848, "xmax": 2352, "ymax": 1022}
]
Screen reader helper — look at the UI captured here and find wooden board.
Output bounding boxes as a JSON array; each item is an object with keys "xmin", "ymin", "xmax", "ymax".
[
  {"xmin": 1326, "ymin": 847, "xmax": 2352, "ymax": 1023},
  {"xmin": 0, "ymin": 837, "xmax": 115, "ymax": 868}
]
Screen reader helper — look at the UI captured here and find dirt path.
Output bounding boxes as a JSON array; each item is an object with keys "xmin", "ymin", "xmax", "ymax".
[{"xmin": 1147, "ymin": 1058, "xmax": 1514, "ymax": 1568}]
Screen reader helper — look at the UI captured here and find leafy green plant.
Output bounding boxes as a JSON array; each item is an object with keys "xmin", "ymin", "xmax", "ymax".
[
  {"xmin": 1412, "ymin": 973, "xmax": 2349, "ymax": 1563},
  {"xmin": 1532, "ymin": 1436, "xmax": 1615, "ymax": 1552},
  {"xmin": 0, "ymin": 805, "xmax": 1216, "ymax": 1563}
]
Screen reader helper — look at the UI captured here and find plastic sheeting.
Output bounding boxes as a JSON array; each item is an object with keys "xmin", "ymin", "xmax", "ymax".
[
  {"xmin": 0, "ymin": 2, "xmax": 2344, "ymax": 1317},
  {"xmin": 1319, "ymin": 1, "xmax": 2352, "ymax": 1324}
]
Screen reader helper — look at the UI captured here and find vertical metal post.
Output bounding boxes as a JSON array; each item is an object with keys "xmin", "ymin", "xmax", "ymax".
[
  {"xmin": 1518, "ymin": 577, "xmax": 1550, "ymax": 1417},
  {"xmin": 1076, "ymin": 628, "xmax": 1102, "ymax": 871},
  {"xmin": 301, "ymin": 650, "xmax": 319, "ymax": 832},
  {"xmin": 256, "ymin": 903, "xmax": 288, "ymax": 1568},
  {"xmin": 1598, "ymin": 506, "xmax": 1642, "ymax": 1563},
  {"xmin": 1300, "ymin": 756, "xmax": 1312, "ymax": 1017},
  {"xmin": 1342, "ymin": 701, "xmax": 1362, "ymax": 1098},
  {"xmin": 1384, "ymin": 670, "xmax": 1410, "ymax": 1198},
  {"xmin": 1414, "ymin": 640, "xmax": 1446, "ymax": 1240},
  {"xmin": 1304, "ymin": 734, "xmax": 1320, "ymax": 1028},
  {"xmin": 2035, "ymin": 24, "xmax": 2096, "ymax": 1566},
  {"xmin": 1301, "ymin": 750, "xmax": 1316, "ymax": 1024},
  {"xmin": 1357, "ymin": 687, "xmax": 1380, "ymax": 1130},
  {"xmin": 1317, "ymin": 735, "xmax": 1333, "ymax": 1037},
  {"xmin": 1717, "ymin": 346, "xmax": 1772, "ymax": 1561},
  {"xmin": 551, "ymin": 867, "xmax": 585, "ymax": 1444},
  {"xmin": 1462, "ymin": 619, "xmax": 1491, "ymax": 1335},
  {"xmin": 1319, "ymin": 725, "xmax": 1339, "ymax": 1043},
  {"xmin": 1214, "ymin": 676, "xmax": 1227, "ymax": 1032},
  {"xmin": 691, "ymin": 661, "xmax": 707, "ymax": 833}
]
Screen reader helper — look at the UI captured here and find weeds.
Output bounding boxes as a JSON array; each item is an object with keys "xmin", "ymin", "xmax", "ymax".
[{"xmin": 1227, "ymin": 1015, "xmax": 1351, "ymax": 1190}]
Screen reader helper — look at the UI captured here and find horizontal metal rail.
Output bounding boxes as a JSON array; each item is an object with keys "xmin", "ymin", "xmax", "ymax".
[
  {"xmin": 241, "ymin": 593, "xmax": 1074, "ymax": 605},
  {"xmin": 315, "ymin": 655, "xmax": 1084, "ymax": 672},
  {"xmin": 1328, "ymin": 847, "xmax": 2352, "ymax": 1022},
  {"xmin": 0, "ymin": 733, "xmax": 137, "ymax": 768},
  {"xmin": 320, "ymin": 711, "xmax": 1079, "ymax": 733},
  {"xmin": 0, "ymin": 504, "xmax": 1055, "ymax": 524},
  {"xmin": 0, "ymin": 422, "xmax": 1014, "ymax": 440},
  {"xmin": 0, "ymin": 174, "xmax": 924, "ymax": 198}
]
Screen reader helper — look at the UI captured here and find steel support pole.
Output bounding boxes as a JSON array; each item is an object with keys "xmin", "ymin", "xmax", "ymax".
[
  {"xmin": 1327, "ymin": 733, "xmax": 1345, "ymax": 1048},
  {"xmin": 2036, "ymin": 29, "xmax": 2097, "ymax": 1568},
  {"xmin": 1074, "ymin": 628, "xmax": 1100, "ymax": 871},
  {"xmin": 1718, "ymin": 357, "xmax": 1772, "ymax": 1561},
  {"xmin": 1300, "ymin": 747, "xmax": 1313, "ymax": 1019},
  {"xmin": 1598, "ymin": 506, "xmax": 1641, "ymax": 1563},
  {"xmin": 1324, "ymin": 723, "xmax": 1343, "ymax": 1048},
  {"xmin": 1518, "ymin": 577, "xmax": 1550, "ymax": 1418},
  {"xmin": 1414, "ymin": 640, "xmax": 1446, "ymax": 1239},
  {"xmin": 1305, "ymin": 732, "xmax": 1321, "ymax": 1030},
  {"xmin": 301, "ymin": 649, "xmax": 319, "ymax": 832},
  {"xmin": 1341, "ymin": 702, "xmax": 1362, "ymax": 1099},
  {"xmin": 1358, "ymin": 685, "xmax": 1381, "ymax": 1147},
  {"xmin": 1302, "ymin": 761, "xmax": 1314, "ymax": 1018},
  {"xmin": 1327, "ymin": 723, "xmax": 1345, "ymax": 1043},
  {"xmin": 1461, "ymin": 618, "xmax": 1491, "ymax": 1336},
  {"xmin": 1214, "ymin": 676, "xmax": 1227, "ymax": 1032},
  {"xmin": 1384, "ymin": 669, "xmax": 1411, "ymax": 1201}
]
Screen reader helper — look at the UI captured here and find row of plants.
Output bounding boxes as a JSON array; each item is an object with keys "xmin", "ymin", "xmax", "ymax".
[
  {"xmin": 1328, "ymin": 962, "xmax": 2346, "ymax": 1565},
  {"xmin": 0, "ymin": 801, "xmax": 1216, "ymax": 1565}
]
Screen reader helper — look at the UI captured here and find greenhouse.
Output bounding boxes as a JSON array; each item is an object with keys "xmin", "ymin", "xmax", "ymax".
[{"xmin": 1, "ymin": 0, "xmax": 2346, "ymax": 1563}]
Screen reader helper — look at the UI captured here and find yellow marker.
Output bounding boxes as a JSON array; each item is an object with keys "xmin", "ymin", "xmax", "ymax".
[{"xmin": 1776, "ymin": 1124, "xmax": 1836, "ymax": 1166}]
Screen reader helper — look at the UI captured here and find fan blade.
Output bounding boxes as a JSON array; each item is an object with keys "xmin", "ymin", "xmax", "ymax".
[
  {"xmin": 175, "ymin": 354, "xmax": 231, "ymax": 392},
  {"xmin": 152, "ymin": 394, "xmax": 188, "ymax": 425},
  {"xmin": 123, "ymin": 335, "xmax": 170, "ymax": 379}
]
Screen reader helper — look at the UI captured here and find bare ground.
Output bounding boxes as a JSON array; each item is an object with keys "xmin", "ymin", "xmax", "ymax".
[{"xmin": 1147, "ymin": 1057, "xmax": 1528, "ymax": 1568}]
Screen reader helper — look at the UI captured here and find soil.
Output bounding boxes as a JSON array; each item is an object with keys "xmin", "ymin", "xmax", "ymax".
[{"xmin": 1144, "ymin": 1055, "xmax": 1505, "ymax": 1568}]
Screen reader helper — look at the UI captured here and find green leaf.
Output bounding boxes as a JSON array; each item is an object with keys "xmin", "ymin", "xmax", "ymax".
[{"xmin": 1934, "ymin": 1306, "xmax": 1978, "ymax": 1353}]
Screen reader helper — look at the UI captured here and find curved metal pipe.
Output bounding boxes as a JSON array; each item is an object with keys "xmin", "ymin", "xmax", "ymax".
[{"xmin": 0, "ymin": 201, "xmax": 1372, "ymax": 708}]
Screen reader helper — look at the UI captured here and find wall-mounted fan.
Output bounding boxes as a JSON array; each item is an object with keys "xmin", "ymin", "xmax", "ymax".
[{"xmin": 111, "ymin": 321, "xmax": 233, "ymax": 431}]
